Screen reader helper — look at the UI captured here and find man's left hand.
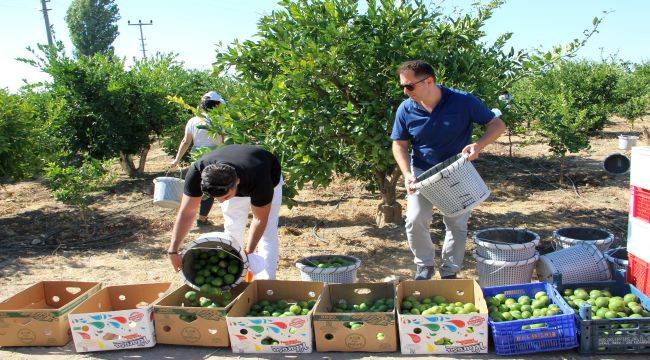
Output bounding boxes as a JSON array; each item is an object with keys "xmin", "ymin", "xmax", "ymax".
[{"xmin": 462, "ymin": 143, "xmax": 481, "ymax": 161}]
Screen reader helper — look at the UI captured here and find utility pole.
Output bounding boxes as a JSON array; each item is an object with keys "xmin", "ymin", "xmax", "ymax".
[
  {"xmin": 39, "ymin": 0, "xmax": 54, "ymax": 47},
  {"xmin": 128, "ymin": 19, "xmax": 153, "ymax": 59}
]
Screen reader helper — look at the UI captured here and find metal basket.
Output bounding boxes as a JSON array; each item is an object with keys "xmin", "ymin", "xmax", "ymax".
[
  {"xmin": 412, "ymin": 153, "xmax": 490, "ymax": 217},
  {"xmin": 604, "ymin": 247, "xmax": 628, "ymax": 273},
  {"xmin": 295, "ymin": 255, "xmax": 361, "ymax": 284},
  {"xmin": 473, "ymin": 227, "xmax": 539, "ymax": 261},
  {"xmin": 553, "ymin": 227, "xmax": 613, "ymax": 252},
  {"xmin": 473, "ymin": 251, "xmax": 538, "ymax": 287},
  {"xmin": 537, "ymin": 243, "xmax": 611, "ymax": 284},
  {"xmin": 180, "ymin": 232, "xmax": 249, "ymax": 291}
]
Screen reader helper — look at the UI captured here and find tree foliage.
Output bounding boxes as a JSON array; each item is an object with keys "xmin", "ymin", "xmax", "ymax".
[
  {"xmin": 0, "ymin": 89, "xmax": 44, "ymax": 182},
  {"xmin": 616, "ymin": 61, "xmax": 650, "ymax": 125},
  {"xmin": 509, "ymin": 60, "xmax": 624, "ymax": 182},
  {"xmin": 22, "ymin": 45, "xmax": 192, "ymax": 176},
  {"xmin": 43, "ymin": 156, "xmax": 114, "ymax": 212},
  {"xmin": 212, "ymin": 0, "xmax": 580, "ymax": 224},
  {"xmin": 65, "ymin": 0, "xmax": 120, "ymax": 56}
]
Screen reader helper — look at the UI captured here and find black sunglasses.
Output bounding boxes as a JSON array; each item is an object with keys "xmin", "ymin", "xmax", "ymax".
[{"xmin": 399, "ymin": 76, "xmax": 430, "ymax": 91}]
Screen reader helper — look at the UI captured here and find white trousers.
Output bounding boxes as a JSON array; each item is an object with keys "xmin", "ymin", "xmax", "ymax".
[{"xmin": 219, "ymin": 178, "xmax": 283, "ymax": 280}]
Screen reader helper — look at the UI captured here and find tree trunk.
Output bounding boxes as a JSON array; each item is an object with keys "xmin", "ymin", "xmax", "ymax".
[
  {"xmin": 559, "ymin": 154, "xmax": 565, "ymax": 186},
  {"xmin": 136, "ymin": 145, "xmax": 150, "ymax": 175},
  {"xmin": 119, "ymin": 151, "xmax": 137, "ymax": 178},
  {"xmin": 375, "ymin": 167, "xmax": 404, "ymax": 227},
  {"xmin": 507, "ymin": 128, "xmax": 513, "ymax": 158}
]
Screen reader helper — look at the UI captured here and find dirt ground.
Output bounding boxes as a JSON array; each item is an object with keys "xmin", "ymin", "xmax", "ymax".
[{"xmin": 0, "ymin": 116, "xmax": 648, "ymax": 359}]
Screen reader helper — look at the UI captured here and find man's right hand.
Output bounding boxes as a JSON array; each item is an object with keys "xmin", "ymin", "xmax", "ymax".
[
  {"xmin": 170, "ymin": 159, "xmax": 179, "ymax": 168},
  {"xmin": 168, "ymin": 252, "xmax": 182, "ymax": 272},
  {"xmin": 404, "ymin": 172, "xmax": 417, "ymax": 195}
]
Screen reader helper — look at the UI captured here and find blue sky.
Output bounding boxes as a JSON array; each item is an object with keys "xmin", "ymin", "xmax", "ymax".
[{"xmin": 1, "ymin": 0, "xmax": 648, "ymax": 92}]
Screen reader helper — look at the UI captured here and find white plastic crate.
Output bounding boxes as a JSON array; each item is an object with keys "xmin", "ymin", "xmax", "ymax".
[
  {"xmin": 631, "ymin": 146, "xmax": 650, "ymax": 190},
  {"xmin": 627, "ymin": 216, "xmax": 650, "ymax": 263}
]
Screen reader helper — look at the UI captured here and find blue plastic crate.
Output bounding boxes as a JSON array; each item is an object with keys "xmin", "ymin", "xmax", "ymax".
[
  {"xmin": 555, "ymin": 279, "xmax": 650, "ymax": 354},
  {"xmin": 482, "ymin": 282, "xmax": 578, "ymax": 355}
]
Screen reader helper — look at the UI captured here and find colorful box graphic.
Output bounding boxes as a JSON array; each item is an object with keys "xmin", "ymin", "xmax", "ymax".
[
  {"xmin": 68, "ymin": 282, "xmax": 171, "ymax": 352},
  {"xmin": 396, "ymin": 279, "xmax": 489, "ymax": 354},
  {"xmin": 226, "ymin": 279, "xmax": 323, "ymax": 353}
]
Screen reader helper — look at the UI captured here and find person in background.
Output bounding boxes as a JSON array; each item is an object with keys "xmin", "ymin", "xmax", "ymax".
[
  {"xmin": 171, "ymin": 91, "xmax": 226, "ymax": 227},
  {"xmin": 391, "ymin": 60, "xmax": 506, "ymax": 280},
  {"xmin": 168, "ymin": 144, "xmax": 283, "ymax": 280}
]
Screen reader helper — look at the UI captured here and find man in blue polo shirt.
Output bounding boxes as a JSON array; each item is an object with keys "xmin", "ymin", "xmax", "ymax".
[{"xmin": 391, "ymin": 60, "xmax": 506, "ymax": 280}]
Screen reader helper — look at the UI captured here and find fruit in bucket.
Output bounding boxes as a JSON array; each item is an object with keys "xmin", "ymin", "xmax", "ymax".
[
  {"xmin": 305, "ymin": 256, "xmax": 355, "ymax": 268},
  {"xmin": 190, "ymin": 248, "xmax": 243, "ymax": 291}
]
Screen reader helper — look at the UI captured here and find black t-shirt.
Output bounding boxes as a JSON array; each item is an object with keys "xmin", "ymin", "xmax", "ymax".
[{"xmin": 184, "ymin": 145, "xmax": 282, "ymax": 206}]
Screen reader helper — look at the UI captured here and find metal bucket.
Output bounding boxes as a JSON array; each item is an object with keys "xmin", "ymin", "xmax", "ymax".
[{"xmin": 180, "ymin": 232, "xmax": 249, "ymax": 293}]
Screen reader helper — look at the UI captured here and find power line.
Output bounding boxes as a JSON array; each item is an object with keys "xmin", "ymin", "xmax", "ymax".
[
  {"xmin": 127, "ymin": 19, "xmax": 153, "ymax": 59},
  {"xmin": 39, "ymin": 0, "xmax": 54, "ymax": 47}
]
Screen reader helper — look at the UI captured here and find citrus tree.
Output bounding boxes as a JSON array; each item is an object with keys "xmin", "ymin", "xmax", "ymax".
[
  {"xmin": 509, "ymin": 60, "xmax": 623, "ymax": 183},
  {"xmin": 616, "ymin": 61, "xmax": 650, "ymax": 127},
  {"xmin": 212, "ymin": 0, "xmax": 537, "ymax": 225},
  {"xmin": 22, "ymin": 45, "xmax": 194, "ymax": 177},
  {"xmin": 0, "ymin": 89, "xmax": 44, "ymax": 182},
  {"xmin": 212, "ymin": 0, "xmax": 603, "ymax": 225}
]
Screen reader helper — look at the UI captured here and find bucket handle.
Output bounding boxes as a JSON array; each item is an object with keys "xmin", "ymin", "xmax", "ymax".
[{"xmin": 164, "ymin": 167, "xmax": 184, "ymax": 179}]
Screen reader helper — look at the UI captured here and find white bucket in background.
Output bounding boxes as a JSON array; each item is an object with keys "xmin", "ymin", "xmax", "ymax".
[
  {"xmin": 153, "ymin": 176, "xmax": 185, "ymax": 209},
  {"xmin": 618, "ymin": 134, "xmax": 638, "ymax": 150}
]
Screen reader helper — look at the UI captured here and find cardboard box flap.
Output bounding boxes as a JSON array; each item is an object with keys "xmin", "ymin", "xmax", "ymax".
[
  {"xmin": 0, "ymin": 282, "xmax": 47, "ymax": 310},
  {"xmin": 255, "ymin": 280, "xmax": 323, "ymax": 302},
  {"xmin": 43, "ymin": 281, "xmax": 100, "ymax": 309},
  {"xmin": 70, "ymin": 282, "xmax": 171, "ymax": 314},
  {"xmin": 315, "ymin": 282, "xmax": 395, "ymax": 314},
  {"xmin": 0, "ymin": 281, "xmax": 100, "ymax": 312},
  {"xmin": 107, "ymin": 283, "xmax": 171, "ymax": 310}
]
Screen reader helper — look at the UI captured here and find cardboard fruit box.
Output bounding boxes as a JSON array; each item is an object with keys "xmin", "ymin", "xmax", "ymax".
[
  {"xmin": 67, "ymin": 282, "xmax": 171, "ymax": 352},
  {"xmin": 0, "ymin": 281, "xmax": 101, "ymax": 347},
  {"xmin": 226, "ymin": 279, "xmax": 323, "ymax": 353},
  {"xmin": 154, "ymin": 282, "xmax": 247, "ymax": 347},
  {"xmin": 313, "ymin": 282, "xmax": 398, "ymax": 352},
  {"xmin": 397, "ymin": 279, "xmax": 489, "ymax": 355}
]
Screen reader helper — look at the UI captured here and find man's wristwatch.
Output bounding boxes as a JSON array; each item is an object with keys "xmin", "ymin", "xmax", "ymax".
[{"xmin": 167, "ymin": 250, "xmax": 178, "ymax": 255}]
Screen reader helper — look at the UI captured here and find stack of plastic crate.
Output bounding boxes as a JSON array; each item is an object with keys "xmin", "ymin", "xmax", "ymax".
[{"xmin": 628, "ymin": 146, "xmax": 650, "ymax": 297}]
